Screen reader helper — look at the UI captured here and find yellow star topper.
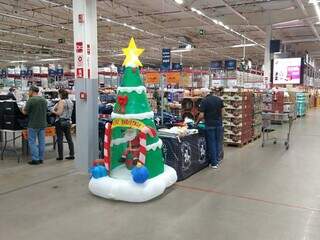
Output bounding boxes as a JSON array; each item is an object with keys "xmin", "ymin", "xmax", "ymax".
[{"xmin": 122, "ymin": 37, "xmax": 144, "ymax": 68}]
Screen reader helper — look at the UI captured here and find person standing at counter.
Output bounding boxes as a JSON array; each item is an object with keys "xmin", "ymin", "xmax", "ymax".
[
  {"xmin": 51, "ymin": 89, "xmax": 74, "ymax": 161},
  {"xmin": 7, "ymin": 87, "xmax": 16, "ymax": 100},
  {"xmin": 196, "ymin": 92, "xmax": 224, "ymax": 169},
  {"xmin": 22, "ymin": 86, "xmax": 48, "ymax": 165}
]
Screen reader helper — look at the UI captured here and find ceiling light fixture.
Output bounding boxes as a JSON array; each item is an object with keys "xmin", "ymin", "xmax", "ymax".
[
  {"xmin": 231, "ymin": 43, "xmax": 257, "ymax": 48},
  {"xmin": 171, "ymin": 49, "xmax": 192, "ymax": 53},
  {"xmin": 174, "ymin": 0, "xmax": 184, "ymax": 4},
  {"xmin": 189, "ymin": 6, "xmax": 264, "ymax": 48},
  {"xmin": 310, "ymin": 0, "xmax": 320, "ymax": 22},
  {"xmin": 10, "ymin": 60, "xmax": 28, "ymax": 63},
  {"xmin": 38, "ymin": 58, "xmax": 63, "ymax": 62}
]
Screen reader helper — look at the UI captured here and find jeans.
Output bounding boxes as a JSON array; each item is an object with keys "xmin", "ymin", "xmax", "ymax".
[
  {"xmin": 28, "ymin": 128, "xmax": 45, "ymax": 161},
  {"xmin": 205, "ymin": 123, "xmax": 223, "ymax": 167},
  {"xmin": 55, "ymin": 123, "xmax": 74, "ymax": 158}
]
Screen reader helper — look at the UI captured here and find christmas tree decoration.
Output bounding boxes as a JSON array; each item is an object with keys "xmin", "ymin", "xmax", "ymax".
[
  {"xmin": 122, "ymin": 37, "xmax": 144, "ymax": 68},
  {"xmin": 91, "ymin": 165, "xmax": 108, "ymax": 179},
  {"xmin": 89, "ymin": 37, "xmax": 177, "ymax": 202},
  {"xmin": 131, "ymin": 162, "xmax": 149, "ymax": 184}
]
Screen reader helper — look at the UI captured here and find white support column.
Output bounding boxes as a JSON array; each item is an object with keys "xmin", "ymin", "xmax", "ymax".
[
  {"xmin": 264, "ymin": 25, "xmax": 272, "ymax": 86},
  {"xmin": 73, "ymin": 0, "xmax": 99, "ymax": 172}
]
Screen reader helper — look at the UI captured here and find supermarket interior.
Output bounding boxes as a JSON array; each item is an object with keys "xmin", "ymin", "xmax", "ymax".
[{"xmin": 1, "ymin": 0, "xmax": 320, "ymax": 239}]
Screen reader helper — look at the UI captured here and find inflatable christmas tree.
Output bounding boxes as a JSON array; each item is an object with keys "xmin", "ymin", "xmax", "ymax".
[{"xmin": 89, "ymin": 38, "xmax": 177, "ymax": 202}]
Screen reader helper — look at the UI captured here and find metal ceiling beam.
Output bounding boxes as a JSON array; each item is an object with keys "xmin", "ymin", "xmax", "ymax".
[
  {"xmin": 282, "ymin": 38, "xmax": 319, "ymax": 43},
  {"xmin": 296, "ymin": 0, "xmax": 320, "ymax": 40},
  {"xmin": 221, "ymin": 0, "xmax": 266, "ymax": 34},
  {"xmin": 0, "ymin": 11, "xmax": 71, "ymax": 30}
]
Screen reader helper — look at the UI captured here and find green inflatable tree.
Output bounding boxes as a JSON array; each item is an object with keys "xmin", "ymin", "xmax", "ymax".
[
  {"xmin": 109, "ymin": 37, "xmax": 164, "ymax": 178},
  {"xmin": 89, "ymin": 37, "xmax": 177, "ymax": 202}
]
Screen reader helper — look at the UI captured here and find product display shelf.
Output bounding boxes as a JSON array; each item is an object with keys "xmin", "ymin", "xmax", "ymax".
[
  {"xmin": 296, "ymin": 92, "xmax": 307, "ymax": 117},
  {"xmin": 317, "ymin": 96, "xmax": 320, "ymax": 107},
  {"xmin": 262, "ymin": 91, "xmax": 284, "ymax": 113},
  {"xmin": 222, "ymin": 90, "xmax": 253, "ymax": 146}
]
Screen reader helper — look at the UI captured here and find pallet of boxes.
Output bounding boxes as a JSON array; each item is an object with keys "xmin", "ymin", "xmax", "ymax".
[
  {"xmin": 253, "ymin": 92, "xmax": 263, "ymax": 140},
  {"xmin": 222, "ymin": 89, "xmax": 254, "ymax": 147}
]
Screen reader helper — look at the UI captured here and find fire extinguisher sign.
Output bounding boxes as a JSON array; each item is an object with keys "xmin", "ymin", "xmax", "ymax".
[{"xmin": 76, "ymin": 42, "xmax": 83, "ymax": 53}]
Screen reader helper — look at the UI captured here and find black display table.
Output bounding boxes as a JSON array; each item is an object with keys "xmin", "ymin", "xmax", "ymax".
[
  {"xmin": 160, "ymin": 133, "xmax": 203, "ymax": 181},
  {"xmin": 160, "ymin": 129, "xmax": 224, "ymax": 181}
]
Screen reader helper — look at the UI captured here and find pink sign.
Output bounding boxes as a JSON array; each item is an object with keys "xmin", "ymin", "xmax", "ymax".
[{"xmin": 287, "ymin": 66, "xmax": 300, "ymax": 81}]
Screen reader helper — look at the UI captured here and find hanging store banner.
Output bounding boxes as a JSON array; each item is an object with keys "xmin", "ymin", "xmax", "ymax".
[
  {"xmin": 162, "ymin": 48, "xmax": 171, "ymax": 71},
  {"xmin": 57, "ymin": 68, "xmax": 64, "ymax": 77},
  {"xmin": 172, "ymin": 63, "xmax": 182, "ymax": 71},
  {"xmin": 181, "ymin": 72, "xmax": 191, "ymax": 87},
  {"xmin": 26, "ymin": 69, "xmax": 33, "ymax": 77},
  {"xmin": 20, "ymin": 70, "xmax": 27, "ymax": 77},
  {"xmin": 210, "ymin": 61, "xmax": 223, "ymax": 70},
  {"xmin": 145, "ymin": 72, "xmax": 160, "ymax": 84},
  {"xmin": 166, "ymin": 72, "xmax": 180, "ymax": 84},
  {"xmin": 225, "ymin": 60, "xmax": 237, "ymax": 70},
  {"xmin": 48, "ymin": 69, "xmax": 56, "ymax": 77}
]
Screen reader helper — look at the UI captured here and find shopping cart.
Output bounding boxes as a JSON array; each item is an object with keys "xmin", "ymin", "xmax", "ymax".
[{"xmin": 261, "ymin": 112, "xmax": 294, "ymax": 150}]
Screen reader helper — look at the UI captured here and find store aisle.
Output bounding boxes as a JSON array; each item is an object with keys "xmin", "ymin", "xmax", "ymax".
[{"xmin": 1, "ymin": 110, "xmax": 320, "ymax": 240}]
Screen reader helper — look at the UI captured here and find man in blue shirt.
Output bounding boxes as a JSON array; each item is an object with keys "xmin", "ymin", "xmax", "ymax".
[{"xmin": 197, "ymin": 93, "xmax": 224, "ymax": 169}]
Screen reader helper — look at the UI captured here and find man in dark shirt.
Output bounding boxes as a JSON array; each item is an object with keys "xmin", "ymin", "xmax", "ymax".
[
  {"xmin": 22, "ymin": 86, "xmax": 48, "ymax": 165},
  {"xmin": 7, "ymin": 87, "xmax": 16, "ymax": 100},
  {"xmin": 197, "ymin": 92, "xmax": 224, "ymax": 169}
]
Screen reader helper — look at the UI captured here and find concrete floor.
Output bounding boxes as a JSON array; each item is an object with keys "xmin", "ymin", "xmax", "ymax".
[{"xmin": 1, "ymin": 110, "xmax": 320, "ymax": 240}]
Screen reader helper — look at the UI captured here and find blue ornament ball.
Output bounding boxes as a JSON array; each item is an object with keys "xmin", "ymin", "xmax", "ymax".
[
  {"xmin": 131, "ymin": 165, "xmax": 149, "ymax": 184},
  {"xmin": 91, "ymin": 165, "xmax": 108, "ymax": 179}
]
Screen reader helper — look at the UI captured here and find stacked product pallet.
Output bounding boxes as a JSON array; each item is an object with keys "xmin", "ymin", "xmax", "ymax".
[
  {"xmin": 317, "ymin": 96, "xmax": 320, "ymax": 107},
  {"xmin": 296, "ymin": 92, "xmax": 307, "ymax": 117},
  {"xmin": 222, "ymin": 90, "xmax": 253, "ymax": 146},
  {"xmin": 253, "ymin": 93, "xmax": 262, "ymax": 139},
  {"xmin": 262, "ymin": 91, "xmax": 284, "ymax": 113}
]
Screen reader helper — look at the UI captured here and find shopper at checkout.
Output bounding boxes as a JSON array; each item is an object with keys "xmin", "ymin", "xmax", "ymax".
[
  {"xmin": 22, "ymin": 85, "xmax": 48, "ymax": 165},
  {"xmin": 51, "ymin": 89, "xmax": 75, "ymax": 161},
  {"xmin": 7, "ymin": 87, "xmax": 16, "ymax": 100},
  {"xmin": 196, "ymin": 91, "xmax": 224, "ymax": 169}
]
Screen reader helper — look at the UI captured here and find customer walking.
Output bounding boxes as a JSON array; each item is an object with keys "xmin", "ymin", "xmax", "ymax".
[
  {"xmin": 196, "ymin": 92, "xmax": 224, "ymax": 169},
  {"xmin": 23, "ymin": 86, "xmax": 48, "ymax": 165},
  {"xmin": 52, "ymin": 89, "xmax": 74, "ymax": 161}
]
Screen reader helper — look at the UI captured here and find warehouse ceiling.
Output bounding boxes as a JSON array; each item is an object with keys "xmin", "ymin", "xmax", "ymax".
[{"xmin": 0, "ymin": 0, "xmax": 319, "ymax": 68}]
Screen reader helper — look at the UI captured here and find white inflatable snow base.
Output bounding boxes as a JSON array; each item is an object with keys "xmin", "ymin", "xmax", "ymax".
[{"xmin": 89, "ymin": 164, "xmax": 177, "ymax": 202}]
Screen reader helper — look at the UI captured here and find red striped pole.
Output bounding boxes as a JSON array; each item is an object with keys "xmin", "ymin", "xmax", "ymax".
[{"xmin": 104, "ymin": 122, "xmax": 112, "ymax": 173}]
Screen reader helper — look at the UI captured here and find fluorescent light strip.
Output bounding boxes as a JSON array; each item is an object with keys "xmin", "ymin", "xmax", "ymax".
[
  {"xmin": 0, "ymin": 29, "xmax": 57, "ymax": 42},
  {"xmin": 38, "ymin": 58, "xmax": 62, "ymax": 62},
  {"xmin": 0, "ymin": 11, "xmax": 71, "ymax": 31},
  {"xmin": 171, "ymin": 48, "xmax": 192, "ymax": 53},
  {"xmin": 311, "ymin": 0, "xmax": 320, "ymax": 22},
  {"xmin": 99, "ymin": 16, "xmax": 187, "ymax": 45},
  {"xmin": 174, "ymin": 0, "xmax": 184, "ymax": 4},
  {"xmin": 190, "ymin": 6, "xmax": 264, "ymax": 48},
  {"xmin": 39, "ymin": 0, "xmax": 73, "ymax": 10},
  {"xmin": 10, "ymin": 60, "xmax": 28, "ymax": 63},
  {"xmin": 0, "ymin": 39, "xmax": 72, "ymax": 53},
  {"xmin": 231, "ymin": 43, "xmax": 257, "ymax": 48}
]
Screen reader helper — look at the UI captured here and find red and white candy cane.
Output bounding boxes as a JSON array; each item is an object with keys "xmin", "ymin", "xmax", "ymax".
[
  {"xmin": 104, "ymin": 122, "xmax": 112, "ymax": 172},
  {"xmin": 138, "ymin": 127, "xmax": 157, "ymax": 165}
]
